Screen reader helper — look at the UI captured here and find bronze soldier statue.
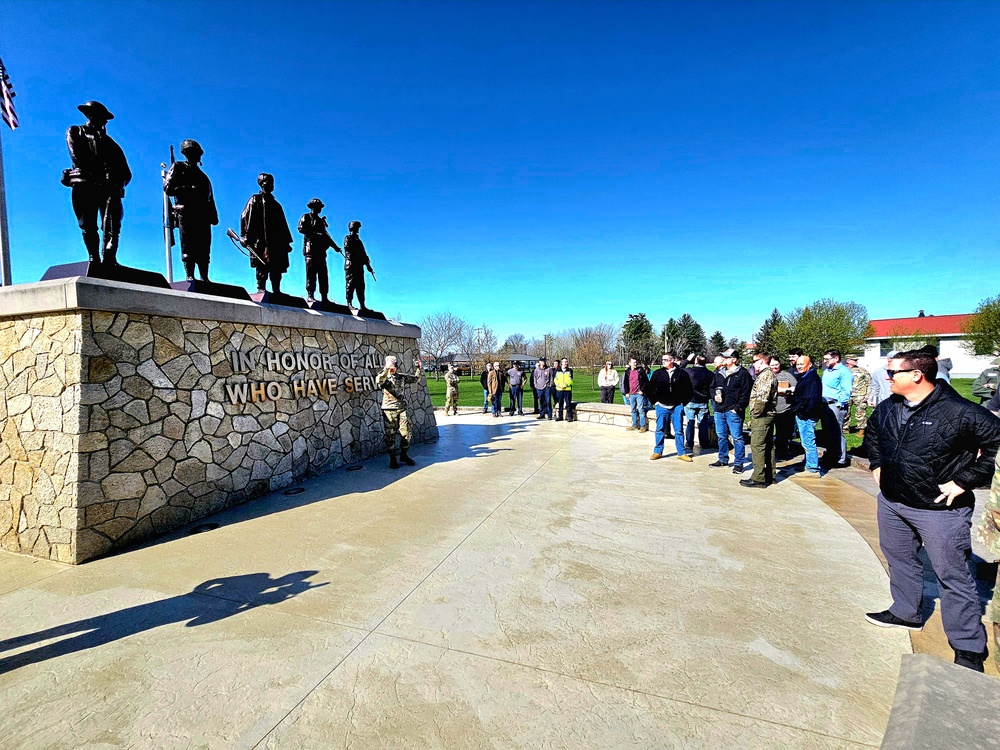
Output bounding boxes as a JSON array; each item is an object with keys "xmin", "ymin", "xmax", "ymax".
[
  {"xmin": 63, "ymin": 101, "xmax": 132, "ymax": 265},
  {"xmin": 297, "ymin": 198, "xmax": 341, "ymax": 305},
  {"xmin": 240, "ymin": 173, "xmax": 292, "ymax": 294},
  {"xmin": 163, "ymin": 139, "xmax": 218, "ymax": 281},
  {"xmin": 343, "ymin": 220, "xmax": 375, "ymax": 310}
]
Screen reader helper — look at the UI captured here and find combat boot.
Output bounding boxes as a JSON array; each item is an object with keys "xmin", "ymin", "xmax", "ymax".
[
  {"xmin": 183, "ymin": 260, "xmax": 196, "ymax": 281},
  {"xmin": 399, "ymin": 450, "xmax": 415, "ymax": 466},
  {"xmin": 389, "ymin": 454, "xmax": 400, "ymax": 470}
]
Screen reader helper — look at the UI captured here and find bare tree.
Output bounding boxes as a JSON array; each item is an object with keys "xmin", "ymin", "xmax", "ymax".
[
  {"xmin": 458, "ymin": 324, "xmax": 499, "ymax": 377},
  {"xmin": 570, "ymin": 326, "xmax": 617, "ymax": 387},
  {"xmin": 501, "ymin": 333, "xmax": 527, "ymax": 356},
  {"xmin": 418, "ymin": 312, "xmax": 465, "ymax": 380}
]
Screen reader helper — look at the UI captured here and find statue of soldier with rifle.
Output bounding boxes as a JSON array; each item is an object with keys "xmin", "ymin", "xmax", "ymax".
[
  {"xmin": 62, "ymin": 101, "xmax": 132, "ymax": 265},
  {"xmin": 163, "ymin": 139, "xmax": 218, "ymax": 281},
  {"xmin": 297, "ymin": 198, "xmax": 340, "ymax": 305},
  {"xmin": 239, "ymin": 173, "xmax": 292, "ymax": 294},
  {"xmin": 343, "ymin": 220, "xmax": 376, "ymax": 311}
]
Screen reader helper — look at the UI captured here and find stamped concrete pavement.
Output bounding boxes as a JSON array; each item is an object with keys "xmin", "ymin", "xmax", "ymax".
[{"xmin": 0, "ymin": 414, "xmax": 909, "ymax": 749}]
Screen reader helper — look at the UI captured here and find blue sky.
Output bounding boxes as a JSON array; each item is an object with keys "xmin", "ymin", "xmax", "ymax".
[{"xmin": 1, "ymin": 0, "xmax": 997, "ymax": 342}]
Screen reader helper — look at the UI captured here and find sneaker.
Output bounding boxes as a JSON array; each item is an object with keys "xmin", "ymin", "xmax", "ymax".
[
  {"xmin": 709, "ymin": 461, "xmax": 728, "ymax": 468},
  {"xmin": 678, "ymin": 454, "xmax": 693, "ymax": 463},
  {"xmin": 864, "ymin": 610, "xmax": 922, "ymax": 631},
  {"xmin": 732, "ymin": 465, "xmax": 745, "ymax": 474},
  {"xmin": 650, "ymin": 453, "xmax": 663, "ymax": 460},
  {"xmin": 954, "ymin": 647, "xmax": 988, "ymax": 672}
]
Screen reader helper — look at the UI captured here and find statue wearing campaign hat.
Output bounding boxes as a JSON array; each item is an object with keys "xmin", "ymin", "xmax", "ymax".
[
  {"xmin": 163, "ymin": 139, "xmax": 218, "ymax": 281},
  {"xmin": 63, "ymin": 101, "xmax": 132, "ymax": 265},
  {"xmin": 297, "ymin": 197, "xmax": 341, "ymax": 305}
]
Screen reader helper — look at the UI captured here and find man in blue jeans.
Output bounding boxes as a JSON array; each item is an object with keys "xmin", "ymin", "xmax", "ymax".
[
  {"xmin": 646, "ymin": 353, "xmax": 693, "ymax": 462},
  {"xmin": 709, "ymin": 349, "xmax": 753, "ymax": 474},
  {"xmin": 621, "ymin": 357, "xmax": 649, "ymax": 432},
  {"xmin": 533, "ymin": 358, "xmax": 552, "ymax": 420},
  {"xmin": 790, "ymin": 355, "xmax": 823, "ymax": 473},
  {"xmin": 684, "ymin": 354, "xmax": 714, "ymax": 455},
  {"xmin": 507, "ymin": 362, "xmax": 524, "ymax": 416}
]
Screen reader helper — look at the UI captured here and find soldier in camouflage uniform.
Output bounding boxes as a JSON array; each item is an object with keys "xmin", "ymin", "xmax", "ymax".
[
  {"xmin": 742, "ymin": 355, "xmax": 778, "ymax": 488},
  {"xmin": 845, "ymin": 356, "xmax": 872, "ymax": 434},
  {"xmin": 975, "ymin": 454, "xmax": 1000, "ymax": 670},
  {"xmin": 376, "ymin": 355, "xmax": 422, "ymax": 469},
  {"xmin": 444, "ymin": 363, "xmax": 460, "ymax": 416},
  {"xmin": 971, "ymin": 358, "xmax": 1000, "ymax": 404}
]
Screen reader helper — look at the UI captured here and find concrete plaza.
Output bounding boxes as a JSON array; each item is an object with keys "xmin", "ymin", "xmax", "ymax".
[{"xmin": 0, "ymin": 414, "xmax": 910, "ymax": 749}]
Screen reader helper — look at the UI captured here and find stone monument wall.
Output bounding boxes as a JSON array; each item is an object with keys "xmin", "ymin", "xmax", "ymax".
[{"xmin": 0, "ymin": 278, "xmax": 435, "ymax": 563}]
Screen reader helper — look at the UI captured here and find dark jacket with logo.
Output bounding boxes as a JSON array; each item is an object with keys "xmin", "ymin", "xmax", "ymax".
[
  {"xmin": 644, "ymin": 366, "xmax": 693, "ymax": 408},
  {"xmin": 867, "ymin": 382, "xmax": 1000, "ymax": 510},
  {"xmin": 711, "ymin": 366, "xmax": 752, "ymax": 418},
  {"xmin": 687, "ymin": 365, "xmax": 713, "ymax": 405},
  {"xmin": 790, "ymin": 367, "xmax": 823, "ymax": 421}
]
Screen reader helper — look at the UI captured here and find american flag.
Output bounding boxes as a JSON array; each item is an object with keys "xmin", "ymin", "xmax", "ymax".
[{"xmin": 0, "ymin": 56, "xmax": 18, "ymax": 131}]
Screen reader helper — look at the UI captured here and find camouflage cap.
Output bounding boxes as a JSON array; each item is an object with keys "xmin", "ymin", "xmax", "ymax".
[{"xmin": 384, "ymin": 355, "xmax": 398, "ymax": 368}]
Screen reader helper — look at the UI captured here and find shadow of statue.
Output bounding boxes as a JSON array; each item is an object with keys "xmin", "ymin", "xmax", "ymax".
[{"xmin": 0, "ymin": 571, "xmax": 327, "ymax": 674}]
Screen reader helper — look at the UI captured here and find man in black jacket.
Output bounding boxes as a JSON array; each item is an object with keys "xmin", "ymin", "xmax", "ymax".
[
  {"xmin": 646, "ymin": 354, "xmax": 693, "ymax": 462},
  {"xmin": 790, "ymin": 355, "xmax": 823, "ymax": 473},
  {"xmin": 709, "ymin": 349, "xmax": 752, "ymax": 473},
  {"xmin": 684, "ymin": 355, "xmax": 714, "ymax": 454},
  {"xmin": 866, "ymin": 350, "xmax": 1000, "ymax": 672}
]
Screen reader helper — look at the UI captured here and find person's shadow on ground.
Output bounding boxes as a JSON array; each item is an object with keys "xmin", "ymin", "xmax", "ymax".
[{"xmin": 0, "ymin": 571, "xmax": 327, "ymax": 675}]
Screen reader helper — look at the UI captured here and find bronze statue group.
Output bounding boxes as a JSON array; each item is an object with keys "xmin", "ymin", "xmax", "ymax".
[{"xmin": 63, "ymin": 100, "xmax": 376, "ymax": 311}]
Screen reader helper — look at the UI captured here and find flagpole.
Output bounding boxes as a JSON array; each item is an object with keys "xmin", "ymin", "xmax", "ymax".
[{"xmin": 0, "ymin": 127, "xmax": 11, "ymax": 286}]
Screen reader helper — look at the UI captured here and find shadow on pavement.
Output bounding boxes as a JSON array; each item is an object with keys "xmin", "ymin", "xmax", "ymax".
[
  {"xmin": 115, "ymin": 419, "xmax": 538, "ymax": 557},
  {"xmin": 0, "ymin": 571, "xmax": 327, "ymax": 674}
]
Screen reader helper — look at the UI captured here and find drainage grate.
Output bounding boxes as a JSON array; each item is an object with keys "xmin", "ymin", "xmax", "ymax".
[
  {"xmin": 283, "ymin": 487, "xmax": 305, "ymax": 496},
  {"xmin": 346, "ymin": 465, "xmax": 363, "ymax": 472},
  {"xmin": 189, "ymin": 523, "xmax": 219, "ymax": 535}
]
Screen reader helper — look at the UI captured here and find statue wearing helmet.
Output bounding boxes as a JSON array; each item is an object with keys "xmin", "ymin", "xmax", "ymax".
[{"xmin": 163, "ymin": 139, "xmax": 218, "ymax": 281}]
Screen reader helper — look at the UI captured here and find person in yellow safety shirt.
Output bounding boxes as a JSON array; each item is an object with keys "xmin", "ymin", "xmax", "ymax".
[{"xmin": 554, "ymin": 358, "xmax": 574, "ymax": 422}]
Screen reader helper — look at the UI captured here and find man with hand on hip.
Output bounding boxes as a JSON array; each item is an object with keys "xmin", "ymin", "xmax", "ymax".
[{"xmin": 866, "ymin": 350, "xmax": 1000, "ymax": 672}]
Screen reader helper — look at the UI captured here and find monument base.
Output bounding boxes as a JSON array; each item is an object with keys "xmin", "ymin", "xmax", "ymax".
[
  {"xmin": 355, "ymin": 307, "xmax": 388, "ymax": 321},
  {"xmin": 41, "ymin": 261, "xmax": 172, "ymax": 290},
  {"xmin": 0, "ymin": 276, "xmax": 434, "ymax": 563},
  {"xmin": 308, "ymin": 299, "xmax": 354, "ymax": 315},
  {"xmin": 250, "ymin": 290, "xmax": 309, "ymax": 309},
  {"xmin": 170, "ymin": 279, "xmax": 252, "ymax": 302}
]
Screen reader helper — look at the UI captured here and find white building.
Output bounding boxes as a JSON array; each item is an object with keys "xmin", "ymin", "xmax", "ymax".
[{"xmin": 859, "ymin": 313, "xmax": 992, "ymax": 378}]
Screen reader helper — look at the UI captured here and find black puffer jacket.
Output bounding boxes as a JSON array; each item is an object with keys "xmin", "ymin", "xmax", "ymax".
[
  {"xmin": 867, "ymin": 382, "xmax": 1000, "ymax": 510},
  {"xmin": 644, "ymin": 366, "xmax": 693, "ymax": 407},
  {"xmin": 711, "ymin": 366, "xmax": 753, "ymax": 419}
]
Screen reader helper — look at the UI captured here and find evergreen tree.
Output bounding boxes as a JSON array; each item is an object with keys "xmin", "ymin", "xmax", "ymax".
[
  {"xmin": 620, "ymin": 313, "xmax": 658, "ymax": 366},
  {"xmin": 677, "ymin": 313, "xmax": 707, "ymax": 357},
  {"xmin": 754, "ymin": 308, "xmax": 784, "ymax": 357},
  {"xmin": 708, "ymin": 330, "xmax": 727, "ymax": 358}
]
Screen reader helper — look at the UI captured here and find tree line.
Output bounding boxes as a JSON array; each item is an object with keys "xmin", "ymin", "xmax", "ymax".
[{"xmin": 419, "ymin": 298, "xmax": 880, "ymax": 381}]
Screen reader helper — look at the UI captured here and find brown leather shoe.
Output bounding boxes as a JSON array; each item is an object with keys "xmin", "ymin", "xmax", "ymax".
[
  {"xmin": 639, "ymin": 426, "xmax": 648, "ymax": 433},
  {"xmin": 649, "ymin": 453, "xmax": 663, "ymax": 460},
  {"xmin": 626, "ymin": 426, "xmax": 637, "ymax": 431}
]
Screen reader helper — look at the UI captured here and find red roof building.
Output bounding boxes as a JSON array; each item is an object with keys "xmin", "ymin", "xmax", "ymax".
[{"xmin": 868, "ymin": 314, "xmax": 972, "ymax": 339}]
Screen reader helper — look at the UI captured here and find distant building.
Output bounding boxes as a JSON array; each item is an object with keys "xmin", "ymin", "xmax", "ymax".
[{"xmin": 860, "ymin": 313, "xmax": 990, "ymax": 378}]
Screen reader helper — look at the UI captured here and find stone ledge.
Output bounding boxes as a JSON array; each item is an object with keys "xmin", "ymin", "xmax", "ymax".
[
  {"xmin": 0, "ymin": 276, "xmax": 420, "ymax": 339},
  {"xmin": 880, "ymin": 654, "xmax": 1000, "ymax": 749}
]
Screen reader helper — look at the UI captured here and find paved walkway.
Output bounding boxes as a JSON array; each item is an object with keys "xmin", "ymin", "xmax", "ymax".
[{"xmin": 0, "ymin": 414, "xmax": 909, "ymax": 749}]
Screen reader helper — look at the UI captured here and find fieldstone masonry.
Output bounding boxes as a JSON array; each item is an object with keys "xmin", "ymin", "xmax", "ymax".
[{"xmin": 0, "ymin": 277, "xmax": 436, "ymax": 563}]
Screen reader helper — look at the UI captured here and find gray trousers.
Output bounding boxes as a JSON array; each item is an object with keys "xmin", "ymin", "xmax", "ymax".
[
  {"xmin": 821, "ymin": 401, "xmax": 847, "ymax": 465},
  {"xmin": 877, "ymin": 493, "xmax": 986, "ymax": 652}
]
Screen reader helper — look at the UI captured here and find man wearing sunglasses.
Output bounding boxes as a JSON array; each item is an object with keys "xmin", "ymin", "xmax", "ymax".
[{"xmin": 866, "ymin": 350, "xmax": 1000, "ymax": 672}]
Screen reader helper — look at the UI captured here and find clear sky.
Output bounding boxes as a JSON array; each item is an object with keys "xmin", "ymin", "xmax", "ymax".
[{"xmin": 1, "ymin": 0, "xmax": 997, "ymax": 342}]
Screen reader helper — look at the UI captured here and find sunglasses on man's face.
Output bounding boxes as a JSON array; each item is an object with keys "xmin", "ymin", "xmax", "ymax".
[{"xmin": 886, "ymin": 369, "xmax": 918, "ymax": 379}]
